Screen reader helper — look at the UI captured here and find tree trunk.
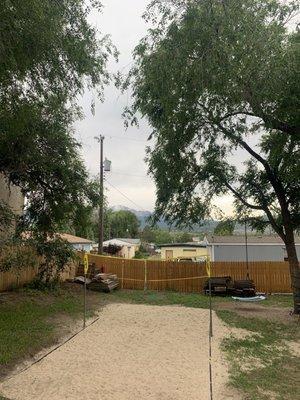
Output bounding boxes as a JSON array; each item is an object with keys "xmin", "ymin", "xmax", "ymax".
[{"xmin": 284, "ymin": 229, "xmax": 300, "ymax": 314}]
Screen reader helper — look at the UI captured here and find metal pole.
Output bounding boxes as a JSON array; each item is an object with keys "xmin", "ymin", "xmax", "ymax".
[
  {"xmin": 84, "ymin": 271, "xmax": 87, "ymax": 329},
  {"xmin": 208, "ymin": 256, "xmax": 213, "ymax": 400},
  {"xmin": 98, "ymin": 135, "xmax": 104, "ymax": 255},
  {"xmin": 245, "ymin": 220, "xmax": 249, "ymax": 279}
]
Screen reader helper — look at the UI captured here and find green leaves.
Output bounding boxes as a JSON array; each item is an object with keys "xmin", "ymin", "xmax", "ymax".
[
  {"xmin": 126, "ymin": 0, "xmax": 299, "ymax": 236},
  {"xmin": 0, "ymin": 1, "xmax": 115, "ymax": 235}
]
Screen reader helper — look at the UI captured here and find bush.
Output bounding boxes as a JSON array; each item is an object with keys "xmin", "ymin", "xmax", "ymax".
[
  {"xmin": 0, "ymin": 240, "xmax": 39, "ymax": 274},
  {"xmin": 33, "ymin": 235, "xmax": 77, "ymax": 284}
]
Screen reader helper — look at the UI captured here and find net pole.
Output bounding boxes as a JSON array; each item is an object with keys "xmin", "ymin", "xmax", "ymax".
[
  {"xmin": 208, "ymin": 256, "xmax": 213, "ymax": 400},
  {"xmin": 84, "ymin": 271, "xmax": 87, "ymax": 329}
]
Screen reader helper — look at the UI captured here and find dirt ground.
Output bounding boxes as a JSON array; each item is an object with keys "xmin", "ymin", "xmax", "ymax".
[
  {"xmin": 216, "ymin": 301, "xmax": 296, "ymax": 324},
  {"xmin": 0, "ymin": 303, "xmax": 241, "ymax": 400}
]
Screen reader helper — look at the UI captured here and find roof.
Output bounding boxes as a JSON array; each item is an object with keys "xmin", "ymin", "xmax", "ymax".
[
  {"xmin": 116, "ymin": 238, "xmax": 141, "ymax": 245},
  {"xmin": 205, "ymin": 235, "xmax": 300, "ymax": 245},
  {"xmin": 59, "ymin": 233, "xmax": 93, "ymax": 244},
  {"xmin": 159, "ymin": 243, "xmax": 206, "ymax": 248},
  {"xmin": 103, "ymin": 238, "xmax": 137, "ymax": 247}
]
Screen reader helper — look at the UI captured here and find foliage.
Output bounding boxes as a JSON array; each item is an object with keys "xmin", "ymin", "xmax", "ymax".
[
  {"xmin": 0, "ymin": 1, "xmax": 117, "ymax": 234},
  {"xmin": 0, "ymin": 239, "xmax": 39, "ymax": 274},
  {"xmin": 106, "ymin": 210, "xmax": 140, "ymax": 239},
  {"xmin": 124, "ymin": 0, "xmax": 300, "ymax": 310},
  {"xmin": 60, "ymin": 177, "xmax": 102, "ymax": 240},
  {"xmin": 140, "ymin": 225, "xmax": 193, "ymax": 244},
  {"xmin": 214, "ymin": 219, "xmax": 236, "ymax": 236},
  {"xmin": 31, "ymin": 234, "xmax": 77, "ymax": 284},
  {"xmin": 134, "ymin": 245, "xmax": 150, "ymax": 259},
  {"xmin": 125, "ymin": 0, "xmax": 299, "ymax": 230},
  {"xmin": 103, "ymin": 244, "xmax": 122, "ymax": 256},
  {"xmin": 174, "ymin": 231, "xmax": 193, "ymax": 242},
  {"xmin": 0, "ymin": 201, "xmax": 14, "ymax": 233}
]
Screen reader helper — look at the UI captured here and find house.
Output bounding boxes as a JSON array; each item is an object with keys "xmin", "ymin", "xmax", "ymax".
[
  {"xmin": 60, "ymin": 233, "xmax": 94, "ymax": 252},
  {"xmin": 204, "ymin": 235, "xmax": 300, "ymax": 262},
  {"xmin": 102, "ymin": 238, "xmax": 140, "ymax": 259},
  {"xmin": 115, "ymin": 238, "xmax": 141, "ymax": 251},
  {"xmin": 160, "ymin": 243, "xmax": 208, "ymax": 260}
]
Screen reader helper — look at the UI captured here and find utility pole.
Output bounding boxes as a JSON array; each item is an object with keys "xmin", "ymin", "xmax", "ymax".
[{"xmin": 95, "ymin": 135, "xmax": 104, "ymax": 255}]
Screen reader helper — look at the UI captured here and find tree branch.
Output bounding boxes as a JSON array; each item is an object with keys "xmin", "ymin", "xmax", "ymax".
[{"xmin": 223, "ymin": 181, "xmax": 263, "ymax": 211}]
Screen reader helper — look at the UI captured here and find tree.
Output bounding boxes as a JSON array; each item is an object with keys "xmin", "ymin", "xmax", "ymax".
[
  {"xmin": 0, "ymin": 1, "xmax": 116, "ymax": 234},
  {"xmin": 125, "ymin": 1, "xmax": 300, "ymax": 312},
  {"xmin": 174, "ymin": 231, "xmax": 193, "ymax": 243},
  {"xmin": 214, "ymin": 220, "xmax": 235, "ymax": 236},
  {"xmin": 108, "ymin": 210, "xmax": 140, "ymax": 238}
]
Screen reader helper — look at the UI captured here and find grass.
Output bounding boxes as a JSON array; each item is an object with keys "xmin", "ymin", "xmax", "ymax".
[
  {"xmin": 101, "ymin": 288, "xmax": 234, "ymax": 308},
  {"xmin": 0, "ymin": 287, "xmax": 298, "ymax": 400},
  {"xmin": 263, "ymin": 293, "xmax": 294, "ymax": 308},
  {"xmin": 217, "ymin": 310, "xmax": 300, "ymax": 400},
  {"xmin": 0, "ymin": 286, "xmax": 96, "ymax": 373}
]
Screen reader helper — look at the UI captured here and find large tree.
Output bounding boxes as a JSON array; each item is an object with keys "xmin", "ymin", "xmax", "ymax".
[
  {"xmin": 0, "ymin": 0, "xmax": 116, "ymax": 233},
  {"xmin": 108, "ymin": 210, "xmax": 140, "ymax": 239},
  {"xmin": 125, "ymin": 0, "xmax": 300, "ymax": 312}
]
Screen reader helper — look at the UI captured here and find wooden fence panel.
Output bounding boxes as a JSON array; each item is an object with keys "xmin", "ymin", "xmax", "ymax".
[
  {"xmin": 0, "ymin": 266, "xmax": 38, "ymax": 292},
  {"xmin": 75, "ymin": 253, "xmax": 294, "ymax": 294},
  {"xmin": 211, "ymin": 261, "xmax": 292, "ymax": 293},
  {"xmin": 1, "ymin": 252, "xmax": 294, "ymax": 294}
]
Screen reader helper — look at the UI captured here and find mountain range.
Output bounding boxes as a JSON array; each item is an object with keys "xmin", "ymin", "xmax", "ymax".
[{"xmin": 110, "ymin": 205, "xmax": 220, "ymax": 232}]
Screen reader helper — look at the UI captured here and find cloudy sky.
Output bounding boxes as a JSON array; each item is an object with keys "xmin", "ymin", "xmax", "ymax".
[{"xmin": 75, "ymin": 0, "xmax": 235, "ymax": 214}]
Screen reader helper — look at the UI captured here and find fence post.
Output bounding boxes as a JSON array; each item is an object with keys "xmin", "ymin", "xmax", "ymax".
[
  {"xmin": 121, "ymin": 259, "xmax": 124, "ymax": 289},
  {"xmin": 144, "ymin": 259, "xmax": 148, "ymax": 291}
]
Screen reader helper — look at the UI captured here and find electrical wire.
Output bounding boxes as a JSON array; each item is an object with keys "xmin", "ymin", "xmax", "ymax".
[
  {"xmin": 105, "ymin": 135, "xmax": 148, "ymax": 143},
  {"xmin": 110, "ymin": 171, "xmax": 150, "ymax": 179},
  {"xmin": 105, "ymin": 179, "xmax": 150, "ymax": 212}
]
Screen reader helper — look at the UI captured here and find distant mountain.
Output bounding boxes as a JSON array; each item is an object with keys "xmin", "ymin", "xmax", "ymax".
[
  {"xmin": 110, "ymin": 205, "xmax": 152, "ymax": 227},
  {"xmin": 110, "ymin": 205, "xmax": 218, "ymax": 232},
  {"xmin": 109, "ymin": 205, "xmax": 268, "ymax": 235}
]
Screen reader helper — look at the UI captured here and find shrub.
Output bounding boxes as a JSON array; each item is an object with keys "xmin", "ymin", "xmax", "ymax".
[
  {"xmin": 33, "ymin": 235, "xmax": 77, "ymax": 283},
  {"xmin": 0, "ymin": 240, "xmax": 39, "ymax": 274}
]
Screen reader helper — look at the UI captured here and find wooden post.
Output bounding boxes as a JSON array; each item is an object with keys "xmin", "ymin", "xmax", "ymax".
[
  {"xmin": 144, "ymin": 259, "xmax": 147, "ymax": 291},
  {"xmin": 121, "ymin": 259, "xmax": 124, "ymax": 289}
]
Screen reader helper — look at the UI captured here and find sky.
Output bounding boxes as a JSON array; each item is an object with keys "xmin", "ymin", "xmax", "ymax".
[{"xmin": 74, "ymin": 0, "xmax": 235, "ymax": 214}]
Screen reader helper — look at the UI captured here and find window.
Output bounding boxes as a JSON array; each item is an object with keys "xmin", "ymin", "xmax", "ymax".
[{"xmin": 183, "ymin": 249, "xmax": 196, "ymax": 252}]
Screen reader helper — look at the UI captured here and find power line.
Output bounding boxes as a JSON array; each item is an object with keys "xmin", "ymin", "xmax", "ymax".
[
  {"xmin": 106, "ymin": 135, "xmax": 148, "ymax": 143},
  {"xmin": 110, "ymin": 171, "xmax": 150, "ymax": 179},
  {"xmin": 105, "ymin": 179, "xmax": 149, "ymax": 212}
]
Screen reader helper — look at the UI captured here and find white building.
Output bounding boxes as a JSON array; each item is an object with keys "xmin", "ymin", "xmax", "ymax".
[{"xmin": 102, "ymin": 238, "xmax": 141, "ymax": 259}]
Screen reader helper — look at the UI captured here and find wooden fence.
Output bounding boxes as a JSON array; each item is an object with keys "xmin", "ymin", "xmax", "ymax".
[
  {"xmin": 79, "ymin": 254, "xmax": 293, "ymax": 294},
  {"xmin": 0, "ymin": 252, "xmax": 293, "ymax": 294},
  {"xmin": 0, "ymin": 266, "xmax": 38, "ymax": 292},
  {"xmin": 0, "ymin": 263, "xmax": 77, "ymax": 292}
]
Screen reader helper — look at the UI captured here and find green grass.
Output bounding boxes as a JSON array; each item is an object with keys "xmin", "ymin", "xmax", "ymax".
[
  {"xmin": 263, "ymin": 294, "xmax": 294, "ymax": 308},
  {"xmin": 217, "ymin": 310, "xmax": 300, "ymax": 400},
  {"xmin": 0, "ymin": 288, "xmax": 89, "ymax": 368},
  {"xmin": 102, "ymin": 289, "xmax": 231, "ymax": 308}
]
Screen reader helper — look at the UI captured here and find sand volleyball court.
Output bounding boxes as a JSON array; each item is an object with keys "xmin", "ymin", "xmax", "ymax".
[{"xmin": 0, "ymin": 303, "xmax": 239, "ymax": 400}]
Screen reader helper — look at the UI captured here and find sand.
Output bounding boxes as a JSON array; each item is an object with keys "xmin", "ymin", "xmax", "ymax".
[{"xmin": 0, "ymin": 303, "xmax": 240, "ymax": 400}]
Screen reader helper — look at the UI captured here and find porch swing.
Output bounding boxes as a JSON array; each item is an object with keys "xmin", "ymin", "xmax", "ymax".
[{"xmin": 232, "ymin": 221, "xmax": 266, "ymax": 302}]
